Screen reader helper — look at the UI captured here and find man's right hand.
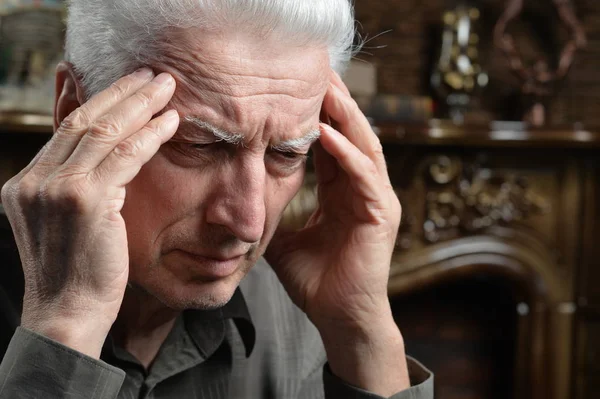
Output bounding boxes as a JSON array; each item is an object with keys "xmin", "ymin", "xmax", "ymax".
[{"xmin": 0, "ymin": 67, "xmax": 178, "ymax": 358}]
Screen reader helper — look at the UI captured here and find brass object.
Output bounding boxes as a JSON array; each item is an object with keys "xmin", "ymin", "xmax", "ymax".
[{"xmin": 431, "ymin": 4, "xmax": 488, "ymax": 124}]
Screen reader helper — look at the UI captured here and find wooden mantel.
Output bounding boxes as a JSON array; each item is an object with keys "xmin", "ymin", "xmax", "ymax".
[{"xmin": 376, "ymin": 119, "xmax": 600, "ymax": 149}]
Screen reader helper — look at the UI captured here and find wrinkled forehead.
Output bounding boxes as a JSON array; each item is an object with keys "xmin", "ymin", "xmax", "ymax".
[{"xmin": 157, "ymin": 28, "xmax": 330, "ymax": 110}]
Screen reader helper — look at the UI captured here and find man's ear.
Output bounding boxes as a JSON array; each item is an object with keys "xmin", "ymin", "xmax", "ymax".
[{"xmin": 54, "ymin": 61, "xmax": 86, "ymax": 131}]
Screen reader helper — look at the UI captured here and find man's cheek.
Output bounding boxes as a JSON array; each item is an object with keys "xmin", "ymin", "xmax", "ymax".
[{"xmin": 146, "ymin": 154, "xmax": 204, "ymax": 214}]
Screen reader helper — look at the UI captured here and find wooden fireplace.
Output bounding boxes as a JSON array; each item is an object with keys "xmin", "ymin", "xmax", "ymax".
[{"xmin": 281, "ymin": 119, "xmax": 600, "ymax": 399}]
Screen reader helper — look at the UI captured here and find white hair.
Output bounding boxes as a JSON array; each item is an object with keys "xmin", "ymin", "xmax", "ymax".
[{"xmin": 65, "ymin": 0, "xmax": 359, "ymax": 98}]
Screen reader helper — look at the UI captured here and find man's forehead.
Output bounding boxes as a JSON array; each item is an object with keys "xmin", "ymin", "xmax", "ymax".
[
  {"xmin": 160, "ymin": 28, "xmax": 330, "ymax": 99},
  {"xmin": 158, "ymin": 28, "xmax": 330, "ymax": 148}
]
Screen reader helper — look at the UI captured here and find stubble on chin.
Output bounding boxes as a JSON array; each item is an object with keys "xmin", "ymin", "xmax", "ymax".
[{"xmin": 128, "ymin": 254, "xmax": 259, "ymax": 311}]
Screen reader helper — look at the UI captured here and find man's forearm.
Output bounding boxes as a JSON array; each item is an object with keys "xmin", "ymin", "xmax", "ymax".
[{"xmin": 318, "ymin": 307, "xmax": 411, "ymax": 397}]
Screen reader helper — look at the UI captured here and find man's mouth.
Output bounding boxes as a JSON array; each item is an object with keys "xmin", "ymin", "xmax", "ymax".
[{"xmin": 174, "ymin": 250, "xmax": 246, "ymax": 279}]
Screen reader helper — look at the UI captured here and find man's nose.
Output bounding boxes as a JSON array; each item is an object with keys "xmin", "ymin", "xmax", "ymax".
[{"xmin": 205, "ymin": 160, "xmax": 266, "ymax": 244}]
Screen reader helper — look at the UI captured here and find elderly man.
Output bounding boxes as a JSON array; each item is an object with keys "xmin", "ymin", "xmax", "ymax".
[{"xmin": 0, "ymin": 0, "xmax": 433, "ymax": 398}]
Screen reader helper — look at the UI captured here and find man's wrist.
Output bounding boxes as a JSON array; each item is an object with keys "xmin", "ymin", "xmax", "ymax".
[
  {"xmin": 317, "ymin": 306, "xmax": 411, "ymax": 397},
  {"xmin": 21, "ymin": 297, "xmax": 116, "ymax": 359},
  {"xmin": 21, "ymin": 316, "xmax": 111, "ymax": 359}
]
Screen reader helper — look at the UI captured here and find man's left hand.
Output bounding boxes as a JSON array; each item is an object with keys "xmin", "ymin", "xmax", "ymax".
[{"xmin": 266, "ymin": 70, "xmax": 410, "ymax": 395}]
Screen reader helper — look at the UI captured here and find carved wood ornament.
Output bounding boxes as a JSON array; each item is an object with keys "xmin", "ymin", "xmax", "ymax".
[{"xmin": 422, "ymin": 155, "xmax": 551, "ymax": 243}]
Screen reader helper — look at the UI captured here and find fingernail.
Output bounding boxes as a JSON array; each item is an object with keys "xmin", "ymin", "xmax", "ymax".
[
  {"xmin": 134, "ymin": 67, "xmax": 154, "ymax": 78},
  {"xmin": 159, "ymin": 110, "xmax": 179, "ymax": 138},
  {"xmin": 164, "ymin": 109, "xmax": 179, "ymax": 120},
  {"xmin": 153, "ymin": 73, "xmax": 173, "ymax": 86}
]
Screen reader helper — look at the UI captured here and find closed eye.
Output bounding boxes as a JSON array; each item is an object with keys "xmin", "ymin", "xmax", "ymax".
[
  {"xmin": 277, "ymin": 151, "xmax": 307, "ymax": 160},
  {"xmin": 190, "ymin": 143, "xmax": 212, "ymax": 149},
  {"xmin": 267, "ymin": 150, "xmax": 309, "ymax": 175}
]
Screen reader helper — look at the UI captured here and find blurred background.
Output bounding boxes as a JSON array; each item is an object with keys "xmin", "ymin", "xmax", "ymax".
[{"xmin": 0, "ymin": 1, "xmax": 599, "ymax": 398}]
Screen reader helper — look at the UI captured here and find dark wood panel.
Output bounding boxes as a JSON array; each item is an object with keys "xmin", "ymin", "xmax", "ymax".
[
  {"xmin": 574, "ymin": 318, "xmax": 600, "ymax": 399},
  {"xmin": 579, "ymin": 160, "xmax": 600, "ymax": 306},
  {"xmin": 392, "ymin": 278, "xmax": 518, "ymax": 399}
]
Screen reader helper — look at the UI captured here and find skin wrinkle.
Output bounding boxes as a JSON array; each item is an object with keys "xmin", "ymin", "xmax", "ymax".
[
  {"xmin": 157, "ymin": 34, "xmax": 327, "ymax": 136},
  {"xmin": 184, "ymin": 87, "xmax": 320, "ymax": 101},
  {"xmin": 159, "ymin": 28, "xmax": 325, "ymax": 100},
  {"xmin": 176, "ymin": 68, "xmax": 319, "ymax": 98},
  {"xmin": 163, "ymin": 61, "xmax": 321, "ymax": 104},
  {"xmin": 162, "ymin": 69, "xmax": 324, "ymax": 147}
]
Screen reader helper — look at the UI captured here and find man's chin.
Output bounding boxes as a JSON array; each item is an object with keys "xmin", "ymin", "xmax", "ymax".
[
  {"xmin": 128, "ymin": 254, "xmax": 256, "ymax": 311},
  {"xmin": 137, "ymin": 276, "xmax": 241, "ymax": 311}
]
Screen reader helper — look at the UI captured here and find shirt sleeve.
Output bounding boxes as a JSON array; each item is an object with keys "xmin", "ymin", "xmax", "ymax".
[
  {"xmin": 322, "ymin": 356, "xmax": 433, "ymax": 399},
  {"xmin": 0, "ymin": 327, "xmax": 125, "ymax": 399}
]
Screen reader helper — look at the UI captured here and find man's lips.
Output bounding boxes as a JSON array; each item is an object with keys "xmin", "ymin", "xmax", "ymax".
[
  {"xmin": 182, "ymin": 251, "xmax": 246, "ymax": 262},
  {"xmin": 171, "ymin": 250, "xmax": 246, "ymax": 279}
]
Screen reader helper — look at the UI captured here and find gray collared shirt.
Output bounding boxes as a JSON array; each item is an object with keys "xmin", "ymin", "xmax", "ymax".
[{"xmin": 0, "ymin": 258, "xmax": 433, "ymax": 398}]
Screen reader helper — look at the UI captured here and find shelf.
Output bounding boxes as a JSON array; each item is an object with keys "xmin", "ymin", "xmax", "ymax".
[
  {"xmin": 376, "ymin": 119, "xmax": 600, "ymax": 149},
  {"xmin": 0, "ymin": 112, "xmax": 53, "ymax": 134}
]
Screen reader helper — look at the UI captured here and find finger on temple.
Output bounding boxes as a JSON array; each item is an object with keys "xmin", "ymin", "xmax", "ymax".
[
  {"xmin": 91, "ymin": 109, "xmax": 179, "ymax": 187},
  {"xmin": 322, "ymin": 84, "xmax": 388, "ymax": 179},
  {"xmin": 37, "ymin": 68, "xmax": 155, "ymax": 169},
  {"xmin": 319, "ymin": 123, "xmax": 383, "ymax": 203},
  {"xmin": 330, "ymin": 69, "xmax": 351, "ymax": 96},
  {"xmin": 65, "ymin": 73, "xmax": 176, "ymax": 171}
]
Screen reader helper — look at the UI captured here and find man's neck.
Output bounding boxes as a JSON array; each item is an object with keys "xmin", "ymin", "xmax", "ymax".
[{"xmin": 111, "ymin": 286, "xmax": 180, "ymax": 370}]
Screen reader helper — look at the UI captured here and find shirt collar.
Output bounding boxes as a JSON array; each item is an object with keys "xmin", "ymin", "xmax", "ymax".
[
  {"xmin": 183, "ymin": 287, "xmax": 256, "ymax": 358},
  {"xmin": 226, "ymin": 287, "xmax": 256, "ymax": 357},
  {"xmin": 102, "ymin": 287, "xmax": 256, "ymax": 364}
]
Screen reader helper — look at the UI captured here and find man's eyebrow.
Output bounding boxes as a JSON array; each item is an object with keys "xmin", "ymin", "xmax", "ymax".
[
  {"xmin": 183, "ymin": 116, "xmax": 320, "ymax": 151},
  {"xmin": 271, "ymin": 129, "xmax": 321, "ymax": 152},
  {"xmin": 183, "ymin": 116, "xmax": 244, "ymax": 145}
]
